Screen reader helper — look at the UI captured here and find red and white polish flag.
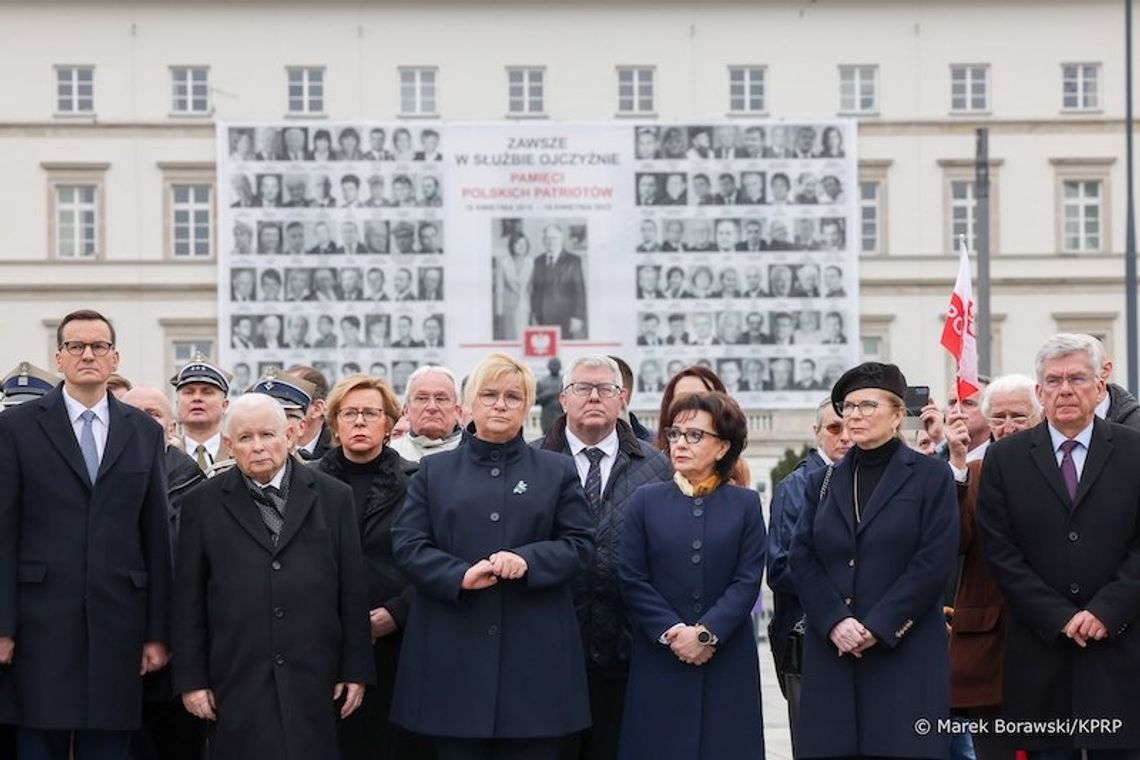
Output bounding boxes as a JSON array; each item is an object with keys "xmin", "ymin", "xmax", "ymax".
[{"xmin": 940, "ymin": 236, "xmax": 980, "ymax": 402}]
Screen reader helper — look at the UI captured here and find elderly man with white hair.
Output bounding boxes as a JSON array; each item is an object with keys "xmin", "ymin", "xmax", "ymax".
[
  {"xmin": 173, "ymin": 393, "xmax": 373, "ymax": 760},
  {"xmin": 389, "ymin": 365, "xmax": 464, "ymax": 462}
]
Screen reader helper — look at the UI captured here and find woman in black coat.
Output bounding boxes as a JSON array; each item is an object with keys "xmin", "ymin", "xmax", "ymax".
[
  {"xmin": 311, "ymin": 373, "xmax": 435, "ymax": 760},
  {"xmin": 392, "ymin": 352, "xmax": 595, "ymax": 760},
  {"xmin": 790, "ymin": 362, "xmax": 958, "ymax": 759}
]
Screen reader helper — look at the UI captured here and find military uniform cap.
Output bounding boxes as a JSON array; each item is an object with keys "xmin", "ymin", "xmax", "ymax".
[
  {"xmin": 171, "ymin": 353, "xmax": 233, "ymax": 394},
  {"xmin": 249, "ymin": 368, "xmax": 315, "ymax": 412},
  {"xmin": 1, "ymin": 362, "xmax": 58, "ymax": 407}
]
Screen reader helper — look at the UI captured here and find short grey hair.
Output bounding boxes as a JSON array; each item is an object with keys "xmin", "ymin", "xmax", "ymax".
[
  {"xmin": 562, "ymin": 355, "xmax": 623, "ymax": 390},
  {"xmin": 980, "ymin": 374, "xmax": 1041, "ymax": 418},
  {"xmin": 404, "ymin": 364, "xmax": 461, "ymax": 405},
  {"xmin": 1034, "ymin": 333, "xmax": 1101, "ymax": 382},
  {"xmin": 813, "ymin": 396, "xmax": 832, "ymax": 428},
  {"xmin": 222, "ymin": 392, "xmax": 286, "ymax": 437}
]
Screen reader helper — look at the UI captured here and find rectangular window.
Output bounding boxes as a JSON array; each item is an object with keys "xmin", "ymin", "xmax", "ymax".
[
  {"xmin": 171, "ymin": 184, "xmax": 212, "ymax": 258},
  {"xmin": 172, "ymin": 339, "xmax": 215, "ymax": 369},
  {"xmin": 55, "ymin": 184, "xmax": 98, "ymax": 258},
  {"xmin": 507, "ymin": 67, "xmax": 544, "ymax": 115},
  {"xmin": 860, "ymin": 181, "xmax": 880, "ymax": 253},
  {"xmin": 860, "ymin": 335, "xmax": 884, "ymax": 361},
  {"xmin": 728, "ymin": 66, "xmax": 766, "ymax": 113},
  {"xmin": 949, "ymin": 179, "xmax": 977, "ymax": 252},
  {"xmin": 950, "ymin": 65, "xmax": 989, "ymax": 112},
  {"xmin": 55, "ymin": 66, "xmax": 94, "ymax": 114},
  {"xmin": 1062, "ymin": 63, "xmax": 1100, "ymax": 111},
  {"xmin": 617, "ymin": 67, "xmax": 654, "ymax": 114},
  {"xmin": 171, "ymin": 66, "xmax": 210, "ymax": 114},
  {"xmin": 286, "ymin": 66, "xmax": 325, "ymax": 114},
  {"xmin": 399, "ymin": 67, "xmax": 438, "ymax": 115},
  {"xmin": 839, "ymin": 65, "xmax": 877, "ymax": 113},
  {"xmin": 1062, "ymin": 180, "xmax": 1102, "ymax": 252}
]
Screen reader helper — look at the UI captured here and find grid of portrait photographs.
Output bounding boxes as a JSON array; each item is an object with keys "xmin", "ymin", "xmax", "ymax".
[
  {"xmin": 630, "ymin": 121, "xmax": 858, "ymax": 404},
  {"xmin": 220, "ymin": 123, "xmax": 448, "ymax": 385}
]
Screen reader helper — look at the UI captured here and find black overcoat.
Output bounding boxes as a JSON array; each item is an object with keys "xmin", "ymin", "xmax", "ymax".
[
  {"xmin": 0, "ymin": 387, "xmax": 171, "ymax": 729},
  {"xmin": 390, "ymin": 430, "xmax": 594, "ymax": 738},
  {"xmin": 978, "ymin": 419, "xmax": 1140, "ymax": 750},
  {"xmin": 790, "ymin": 442, "xmax": 957, "ymax": 759},
  {"xmin": 172, "ymin": 463, "xmax": 374, "ymax": 760}
]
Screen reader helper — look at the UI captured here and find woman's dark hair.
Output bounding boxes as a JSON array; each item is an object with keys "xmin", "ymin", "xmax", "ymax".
[
  {"xmin": 666, "ymin": 391, "xmax": 748, "ymax": 482},
  {"xmin": 312, "ymin": 129, "xmax": 332, "ymax": 146},
  {"xmin": 655, "ymin": 365, "xmax": 725, "ymax": 451}
]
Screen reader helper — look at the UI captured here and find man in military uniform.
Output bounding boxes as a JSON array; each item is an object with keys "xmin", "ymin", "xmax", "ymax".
[
  {"xmin": 0, "ymin": 363, "xmax": 57, "ymax": 410},
  {"xmin": 172, "ymin": 356, "xmax": 232, "ymax": 473}
]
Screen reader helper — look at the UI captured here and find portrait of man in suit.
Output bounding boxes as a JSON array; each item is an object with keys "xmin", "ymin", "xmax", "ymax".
[{"xmin": 530, "ymin": 223, "xmax": 588, "ymax": 339}]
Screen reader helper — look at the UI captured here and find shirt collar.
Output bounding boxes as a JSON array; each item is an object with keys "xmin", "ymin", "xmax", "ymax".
[
  {"xmin": 185, "ymin": 431, "xmax": 221, "ymax": 455},
  {"xmin": 1095, "ymin": 391, "xmax": 1110, "ymax": 419},
  {"xmin": 256, "ymin": 463, "xmax": 288, "ymax": 491},
  {"xmin": 63, "ymin": 387, "xmax": 110, "ymax": 427},
  {"xmin": 565, "ymin": 425, "xmax": 619, "ymax": 460},
  {"xmin": 1047, "ymin": 419, "xmax": 1095, "ymax": 452}
]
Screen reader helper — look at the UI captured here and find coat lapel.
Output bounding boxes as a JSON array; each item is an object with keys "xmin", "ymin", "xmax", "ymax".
[
  {"xmin": 1073, "ymin": 417, "xmax": 1112, "ymax": 511},
  {"xmin": 1028, "ymin": 422, "xmax": 1072, "ymax": 510},
  {"xmin": 97, "ymin": 394, "xmax": 137, "ymax": 479},
  {"xmin": 35, "ymin": 387, "xmax": 93, "ymax": 489},
  {"xmin": 220, "ymin": 470, "xmax": 276, "ymax": 554},
  {"xmin": 855, "ymin": 445, "xmax": 915, "ymax": 534},
  {"xmin": 826, "ymin": 455, "xmax": 856, "ymax": 536},
  {"xmin": 273, "ymin": 462, "xmax": 317, "ymax": 555}
]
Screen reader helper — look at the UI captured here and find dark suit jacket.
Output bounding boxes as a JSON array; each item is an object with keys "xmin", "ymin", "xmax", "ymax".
[
  {"xmin": 391, "ymin": 338, "xmax": 425, "ymax": 349},
  {"xmin": 531, "ymin": 250, "xmax": 587, "ymax": 339},
  {"xmin": 0, "ymin": 387, "xmax": 171, "ymax": 729},
  {"xmin": 172, "ymin": 464, "xmax": 373, "ymax": 759},
  {"xmin": 978, "ymin": 419, "xmax": 1140, "ymax": 749}
]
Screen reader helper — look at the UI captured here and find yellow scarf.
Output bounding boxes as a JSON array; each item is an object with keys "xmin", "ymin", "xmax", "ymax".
[{"xmin": 674, "ymin": 471, "xmax": 722, "ymax": 497}]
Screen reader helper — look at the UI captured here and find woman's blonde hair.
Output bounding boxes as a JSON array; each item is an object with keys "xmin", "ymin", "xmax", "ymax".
[
  {"xmin": 324, "ymin": 373, "xmax": 402, "ymax": 445},
  {"xmin": 464, "ymin": 353, "xmax": 537, "ymax": 410}
]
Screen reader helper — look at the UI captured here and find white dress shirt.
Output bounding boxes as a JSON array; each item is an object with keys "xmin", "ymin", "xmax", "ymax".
[
  {"xmin": 63, "ymin": 388, "xmax": 110, "ymax": 460},
  {"xmin": 184, "ymin": 431, "xmax": 222, "ymax": 464},
  {"xmin": 565, "ymin": 426, "xmax": 619, "ymax": 496},
  {"xmin": 256, "ymin": 463, "xmax": 288, "ymax": 491},
  {"xmin": 1048, "ymin": 420, "xmax": 1094, "ymax": 479}
]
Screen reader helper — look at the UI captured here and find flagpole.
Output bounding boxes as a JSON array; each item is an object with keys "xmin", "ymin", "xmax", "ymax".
[{"xmin": 975, "ymin": 128, "xmax": 992, "ymax": 378}]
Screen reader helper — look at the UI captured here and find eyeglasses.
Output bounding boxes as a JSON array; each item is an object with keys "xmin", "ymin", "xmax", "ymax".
[
  {"xmin": 664, "ymin": 426, "xmax": 723, "ymax": 445},
  {"xmin": 564, "ymin": 382, "xmax": 622, "ymax": 398},
  {"xmin": 409, "ymin": 393, "xmax": 455, "ymax": 408},
  {"xmin": 841, "ymin": 400, "xmax": 889, "ymax": 417},
  {"xmin": 987, "ymin": 413, "xmax": 1030, "ymax": 428},
  {"xmin": 822, "ymin": 422, "xmax": 844, "ymax": 435},
  {"xmin": 337, "ymin": 407, "xmax": 384, "ymax": 423},
  {"xmin": 476, "ymin": 390, "xmax": 526, "ymax": 409},
  {"xmin": 59, "ymin": 341, "xmax": 114, "ymax": 357},
  {"xmin": 1041, "ymin": 374, "xmax": 1091, "ymax": 390}
]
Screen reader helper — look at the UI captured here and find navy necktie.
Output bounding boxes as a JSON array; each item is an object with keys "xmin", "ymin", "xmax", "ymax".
[
  {"xmin": 1059, "ymin": 439, "xmax": 1079, "ymax": 502},
  {"xmin": 584, "ymin": 448, "xmax": 606, "ymax": 514}
]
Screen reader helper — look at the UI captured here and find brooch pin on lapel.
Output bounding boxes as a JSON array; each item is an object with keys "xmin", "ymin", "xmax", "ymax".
[{"xmin": 513, "ymin": 480, "xmax": 528, "ymax": 495}]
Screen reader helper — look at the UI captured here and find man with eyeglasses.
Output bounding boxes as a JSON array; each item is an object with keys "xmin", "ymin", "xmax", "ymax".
[
  {"xmin": 286, "ymin": 365, "xmax": 332, "ymax": 462},
  {"xmin": 0, "ymin": 309, "xmax": 172, "ymax": 760},
  {"xmin": 766, "ymin": 397, "xmax": 851, "ymax": 756},
  {"xmin": 978, "ymin": 334, "xmax": 1140, "ymax": 758},
  {"xmin": 389, "ymin": 366, "xmax": 464, "ymax": 463},
  {"xmin": 535, "ymin": 355, "xmax": 670, "ymax": 760}
]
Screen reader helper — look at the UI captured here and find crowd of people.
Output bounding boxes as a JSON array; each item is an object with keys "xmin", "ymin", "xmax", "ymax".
[{"xmin": 0, "ymin": 309, "xmax": 1139, "ymax": 760}]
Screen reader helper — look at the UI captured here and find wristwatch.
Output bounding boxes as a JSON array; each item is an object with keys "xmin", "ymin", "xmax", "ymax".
[{"xmin": 695, "ymin": 624, "xmax": 718, "ymax": 646}]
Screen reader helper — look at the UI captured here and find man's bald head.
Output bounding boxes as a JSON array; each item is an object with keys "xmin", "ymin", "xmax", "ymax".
[{"xmin": 121, "ymin": 386, "xmax": 176, "ymax": 436}]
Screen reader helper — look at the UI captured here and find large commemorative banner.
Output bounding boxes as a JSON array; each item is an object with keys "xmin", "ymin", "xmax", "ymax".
[{"xmin": 217, "ymin": 121, "xmax": 858, "ymax": 409}]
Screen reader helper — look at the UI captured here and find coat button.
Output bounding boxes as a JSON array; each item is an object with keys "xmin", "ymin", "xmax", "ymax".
[
  {"xmin": 274, "ymin": 654, "xmax": 285, "ymax": 666},
  {"xmin": 490, "ymin": 512, "xmax": 501, "ymax": 522},
  {"xmin": 844, "ymin": 597, "xmax": 853, "ymax": 606},
  {"xmin": 274, "ymin": 606, "xmax": 284, "ymax": 619},
  {"xmin": 693, "ymin": 498, "xmax": 703, "ymax": 506},
  {"xmin": 691, "ymin": 554, "xmax": 702, "ymax": 564},
  {"xmin": 491, "ymin": 451, "xmax": 501, "ymax": 461},
  {"xmin": 694, "ymin": 603, "xmax": 703, "ymax": 613},
  {"xmin": 490, "ymin": 467, "xmax": 501, "ymax": 477},
  {"xmin": 848, "ymin": 558, "xmax": 856, "ymax": 567},
  {"xmin": 271, "ymin": 560, "xmax": 282, "ymax": 571},
  {"xmin": 1068, "ymin": 531, "xmax": 1079, "ymax": 542},
  {"xmin": 1070, "ymin": 583, "xmax": 1081, "ymax": 595},
  {"xmin": 692, "ymin": 540, "xmax": 703, "ymax": 550},
  {"xmin": 693, "ymin": 509, "xmax": 703, "ymax": 518},
  {"xmin": 488, "ymin": 625, "xmax": 498, "ymax": 636},
  {"xmin": 692, "ymin": 589, "xmax": 702, "ymax": 599}
]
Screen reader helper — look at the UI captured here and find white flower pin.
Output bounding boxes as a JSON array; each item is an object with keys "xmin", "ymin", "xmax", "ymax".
[{"xmin": 513, "ymin": 480, "xmax": 528, "ymax": 495}]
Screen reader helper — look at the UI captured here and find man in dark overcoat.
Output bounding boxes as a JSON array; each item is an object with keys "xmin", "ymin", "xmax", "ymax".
[
  {"xmin": 979, "ymin": 333, "xmax": 1140, "ymax": 757},
  {"xmin": 173, "ymin": 393, "xmax": 373, "ymax": 760},
  {"xmin": 0, "ymin": 309, "xmax": 172, "ymax": 760},
  {"xmin": 530, "ymin": 224, "xmax": 587, "ymax": 340}
]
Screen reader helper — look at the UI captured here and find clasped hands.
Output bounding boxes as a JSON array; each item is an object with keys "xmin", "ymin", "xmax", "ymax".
[
  {"xmin": 663, "ymin": 623, "xmax": 715, "ymax": 666},
  {"xmin": 830, "ymin": 617, "xmax": 876, "ymax": 657},
  {"xmin": 461, "ymin": 551, "xmax": 528, "ymax": 590},
  {"xmin": 1063, "ymin": 610, "xmax": 1107, "ymax": 648}
]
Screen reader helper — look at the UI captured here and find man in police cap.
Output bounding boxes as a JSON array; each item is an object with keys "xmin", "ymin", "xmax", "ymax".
[
  {"xmin": 172, "ymin": 355, "xmax": 233, "ymax": 474},
  {"xmin": 208, "ymin": 370, "xmax": 316, "ymax": 478},
  {"xmin": 0, "ymin": 363, "xmax": 58, "ymax": 411}
]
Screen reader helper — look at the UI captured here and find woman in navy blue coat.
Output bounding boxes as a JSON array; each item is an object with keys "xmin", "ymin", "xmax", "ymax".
[
  {"xmin": 619, "ymin": 391, "xmax": 766, "ymax": 760},
  {"xmin": 391, "ymin": 353, "xmax": 594, "ymax": 760},
  {"xmin": 790, "ymin": 362, "xmax": 958, "ymax": 759}
]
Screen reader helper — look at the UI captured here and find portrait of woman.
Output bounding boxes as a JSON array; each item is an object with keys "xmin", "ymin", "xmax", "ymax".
[
  {"xmin": 392, "ymin": 128, "xmax": 415, "ymax": 162},
  {"xmin": 620, "ymin": 391, "xmax": 765, "ymax": 759},
  {"xmin": 230, "ymin": 129, "xmax": 255, "ymax": 161},
  {"xmin": 493, "ymin": 231, "xmax": 534, "ymax": 341},
  {"xmin": 336, "ymin": 127, "xmax": 365, "ymax": 161},
  {"xmin": 819, "ymin": 126, "xmax": 845, "ymax": 158},
  {"xmin": 684, "ymin": 267, "xmax": 717, "ymax": 300},
  {"xmin": 312, "ymin": 130, "xmax": 335, "ymax": 163}
]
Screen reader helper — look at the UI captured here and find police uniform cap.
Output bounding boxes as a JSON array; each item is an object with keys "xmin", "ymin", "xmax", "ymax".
[
  {"xmin": 1, "ymin": 362, "xmax": 58, "ymax": 407},
  {"xmin": 249, "ymin": 368, "xmax": 315, "ymax": 412},
  {"xmin": 171, "ymin": 354, "xmax": 233, "ymax": 395}
]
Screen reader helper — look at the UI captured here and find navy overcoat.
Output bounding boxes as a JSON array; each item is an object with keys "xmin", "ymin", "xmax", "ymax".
[
  {"xmin": 790, "ymin": 442, "xmax": 957, "ymax": 759},
  {"xmin": 391, "ymin": 430, "xmax": 594, "ymax": 738},
  {"xmin": 618, "ymin": 482, "xmax": 766, "ymax": 760}
]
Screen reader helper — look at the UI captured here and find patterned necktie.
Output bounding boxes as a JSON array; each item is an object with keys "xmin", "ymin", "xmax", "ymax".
[
  {"xmin": 194, "ymin": 444, "xmax": 209, "ymax": 473},
  {"xmin": 79, "ymin": 410, "xmax": 100, "ymax": 483},
  {"xmin": 1059, "ymin": 439, "xmax": 1079, "ymax": 502},
  {"xmin": 584, "ymin": 448, "xmax": 606, "ymax": 514}
]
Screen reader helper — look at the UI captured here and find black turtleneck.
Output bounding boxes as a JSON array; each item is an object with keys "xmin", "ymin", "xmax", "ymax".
[
  {"xmin": 850, "ymin": 437, "xmax": 901, "ymax": 520},
  {"xmin": 337, "ymin": 448, "xmax": 384, "ymax": 511}
]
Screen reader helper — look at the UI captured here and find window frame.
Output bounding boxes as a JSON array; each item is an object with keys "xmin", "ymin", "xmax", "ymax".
[
  {"xmin": 160, "ymin": 318, "xmax": 218, "ymax": 386},
  {"xmin": 54, "ymin": 64, "xmax": 95, "ymax": 116},
  {"xmin": 170, "ymin": 65, "xmax": 212, "ymax": 116},
  {"xmin": 1061, "ymin": 62, "xmax": 1102, "ymax": 113},
  {"xmin": 285, "ymin": 66, "xmax": 326, "ymax": 116},
  {"xmin": 939, "ymin": 159, "xmax": 1002, "ymax": 255},
  {"xmin": 727, "ymin": 65, "xmax": 768, "ymax": 115},
  {"xmin": 43, "ymin": 162, "xmax": 108, "ymax": 261},
  {"xmin": 1051, "ymin": 158, "xmax": 1114, "ymax": 255},
  {"xmin": 838, "ymin": 64, "xmax": 878, "ymax": 116},
  {"xmin": 159, "ymin": 162, "xmax": 216, "ymax": 261},
  {"xmin": 949, "ymin": 64, "xmax": 991, "ymax": 114},
  {"xmin": 616, "ymin": 66, "xmax": 656, "ymax": 116},
  {"xmin": 506, "ymin": 66, "xmax": 546, "ymax": 118},
  {"xmin": 398, "ymin": 66, "xmax": 440, "ymax": 118},
  {"xmin": 858, "ymin": 159, "xmax": 892, "ymax": 256}
]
